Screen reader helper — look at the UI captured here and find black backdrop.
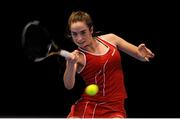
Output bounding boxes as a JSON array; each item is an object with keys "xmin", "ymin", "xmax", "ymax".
[{"xmin": 0, "ymin": 0, "xmax": 179, "ymax": 118}]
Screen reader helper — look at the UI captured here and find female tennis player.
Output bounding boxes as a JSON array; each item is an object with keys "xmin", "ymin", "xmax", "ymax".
[{"xmin": 63, "ymin": 11, "xmax": 155, "ymax": 118}]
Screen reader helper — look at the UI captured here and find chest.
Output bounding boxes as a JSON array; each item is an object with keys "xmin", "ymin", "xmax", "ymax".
[{"xmin": 80, "ymin": 47, "xmax": 121, "ymax": 75}]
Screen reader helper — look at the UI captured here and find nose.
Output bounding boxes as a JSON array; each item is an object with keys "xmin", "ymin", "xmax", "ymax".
[{"xmin": 76, "ymin": 34, "xmax": 83, "ymax": 42}]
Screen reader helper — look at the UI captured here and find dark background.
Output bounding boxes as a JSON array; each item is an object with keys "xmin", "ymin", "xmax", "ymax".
[{"xmin": 0, "ymin": 0, "xmax": 179, "ymax": 118}]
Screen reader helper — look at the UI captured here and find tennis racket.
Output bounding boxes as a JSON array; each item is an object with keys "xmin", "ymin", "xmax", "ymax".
[{"xmin": 22, "ymin": 20, "xmax": 73, "ymax": 62}]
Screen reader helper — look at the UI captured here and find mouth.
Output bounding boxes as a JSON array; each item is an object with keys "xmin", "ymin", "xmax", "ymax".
[
  {"xmin": 78, "ymin": 42, "xmax": 88, "ymax": 48},
  {"xmin": 78, "ymin": 41, "xmax": 85, "ymax": 45}
]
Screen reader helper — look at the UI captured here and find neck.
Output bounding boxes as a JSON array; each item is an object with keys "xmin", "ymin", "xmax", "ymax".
[{"xmin": 85, "ymin": 37, "xmax": 99, "ymax": 53}]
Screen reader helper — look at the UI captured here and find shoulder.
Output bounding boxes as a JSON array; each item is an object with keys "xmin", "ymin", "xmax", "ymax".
[
  {"xmin": 98, "ymin": 33, "xmax": 123, "ymax": 46},
  {"xmin": 98, "ymin": 33, "xmax": 117, "ymax": 40},
  {"xmin": 98, "ymin": 33, "xmax": 117, "ymax": 45}
]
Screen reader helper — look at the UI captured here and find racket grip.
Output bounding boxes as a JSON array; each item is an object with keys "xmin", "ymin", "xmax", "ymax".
[{"xmin": 60, "ymin": 50, "xmax": 74, "ymax": 58}]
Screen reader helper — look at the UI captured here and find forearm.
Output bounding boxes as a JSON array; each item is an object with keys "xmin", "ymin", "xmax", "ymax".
[
  {"xmin": 118, "ymin": 41, "xmax": 143, "ymax": 60},
  {"xmin": 127, "ymin": 46, "xmax": 145, "ymax": 61},
  {"xmin": 63, "ymin": 62, "xmax": 77, "ymax": 90},
  {"xmin": 120, "ymin": 42, "xmax": 151, "ymax": 62}
]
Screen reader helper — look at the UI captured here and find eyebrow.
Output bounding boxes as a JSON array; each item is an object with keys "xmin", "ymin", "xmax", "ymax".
[{"xmin": 71, "ymin": 29, "xmax": 87, "ymax": 33}]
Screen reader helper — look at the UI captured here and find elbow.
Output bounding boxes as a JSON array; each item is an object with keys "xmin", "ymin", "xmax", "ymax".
[
  {"xmin": 64, "ymin": 83, "xmax": 74, "ymax": 90},
  {"xmin": 65, "ymin": 86, "xmax": 74, "ymax": 90}
]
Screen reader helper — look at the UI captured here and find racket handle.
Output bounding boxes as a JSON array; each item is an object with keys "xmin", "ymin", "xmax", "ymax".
[{"xmin": 60, "ymin": 50, "xmax": 73, "ymax": 58}]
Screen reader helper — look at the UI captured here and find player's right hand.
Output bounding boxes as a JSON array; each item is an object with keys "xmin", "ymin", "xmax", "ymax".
[{"xmin": 66, "ymin": 50, "xmax": 79, "ymax": 64}]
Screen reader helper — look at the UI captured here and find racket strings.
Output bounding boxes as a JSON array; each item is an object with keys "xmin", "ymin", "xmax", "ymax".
[{"xmin": 22, "ymin": 20, "xmax": 63, "ymax": 62}]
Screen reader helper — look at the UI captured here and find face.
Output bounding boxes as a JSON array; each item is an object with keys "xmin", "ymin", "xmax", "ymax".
[{"xmin": 70, "ymin": 21, "xmax": 93, "ymax": 49}]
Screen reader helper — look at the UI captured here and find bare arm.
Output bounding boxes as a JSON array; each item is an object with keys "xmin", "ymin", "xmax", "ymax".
[
  {"xmin": 63, "ymin": 50, "xmax": 79, "ymax": 90},
  {"xmin": 100, "ymin": 33, "xmax": 155, "ymax": 61}
]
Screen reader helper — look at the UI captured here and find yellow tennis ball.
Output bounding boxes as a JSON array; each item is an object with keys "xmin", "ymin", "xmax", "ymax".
[{"xmin": 85, "ymin": 84, "xmax": 99, "ymax": 96}]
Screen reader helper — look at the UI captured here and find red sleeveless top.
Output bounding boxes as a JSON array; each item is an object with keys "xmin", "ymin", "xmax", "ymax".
[{"xmin": 78, "ymin": 37, "xmax": 127, "ymax": 102}]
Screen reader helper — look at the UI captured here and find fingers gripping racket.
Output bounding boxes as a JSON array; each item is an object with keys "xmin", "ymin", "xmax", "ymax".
[{"xmin": 22, "ymin": 20, "xmax": 73, "ymax": 62}]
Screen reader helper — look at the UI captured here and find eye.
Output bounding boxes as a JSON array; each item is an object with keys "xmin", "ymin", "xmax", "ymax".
[
  {"xmin": 71, "ymin": 32, "xmax": 77, "ymax": 37},
  {"xmin": 80, "ymin": 31, "xmax": 86, "ymax": 35}
]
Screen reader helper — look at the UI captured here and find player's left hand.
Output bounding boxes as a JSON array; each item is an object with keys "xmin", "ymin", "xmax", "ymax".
[{"xmin": 137, "ymin": 44, "xmax": 155, "ymax": 62}]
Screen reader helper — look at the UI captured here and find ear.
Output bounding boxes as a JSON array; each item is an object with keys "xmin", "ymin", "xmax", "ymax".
[{"xmin": 90, "ymin": 26, "xmax": 93, "ymax": 34}]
